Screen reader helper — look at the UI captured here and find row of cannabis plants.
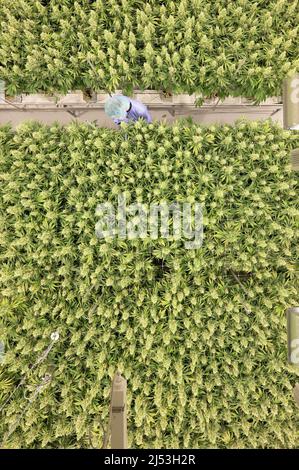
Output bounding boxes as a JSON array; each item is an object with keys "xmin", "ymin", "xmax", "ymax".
[
  {"xmin": 0, "ymin": 120, "xmax": 298, "ymax": 447},
  {"xmin": 0, "ymin": 0, "xmax": 298, "ymax": 100}
]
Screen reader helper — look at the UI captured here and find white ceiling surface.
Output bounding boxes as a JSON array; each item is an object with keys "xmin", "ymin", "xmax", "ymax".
[{"xmin": 0, "ymin": 91, "xmax": 283, "ymax": 128}]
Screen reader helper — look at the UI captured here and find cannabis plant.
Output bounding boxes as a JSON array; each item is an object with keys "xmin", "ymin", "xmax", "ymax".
[{"xmin": 0, "ymin": 120, "xmax": 298, "ymax": 448}]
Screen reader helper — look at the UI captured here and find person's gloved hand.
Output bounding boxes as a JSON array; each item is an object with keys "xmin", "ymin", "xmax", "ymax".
[{"xmin": 113, "ymin": 117, "xmax": 130, "ymax": 126}]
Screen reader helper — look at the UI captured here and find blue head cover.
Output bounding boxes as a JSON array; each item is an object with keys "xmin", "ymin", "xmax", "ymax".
[{"xmin": 105, "ymin": 95, "xmax": 130, "ymax": 119}]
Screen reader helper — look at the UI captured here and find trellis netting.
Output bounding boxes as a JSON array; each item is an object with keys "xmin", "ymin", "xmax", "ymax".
[
  {"xmin": 0, "ymin": 0, "xmax": 298, "ymax": 100},
  {"xmin": 0, "ymin": 119, "xmax": 299, "ymax": 448}
]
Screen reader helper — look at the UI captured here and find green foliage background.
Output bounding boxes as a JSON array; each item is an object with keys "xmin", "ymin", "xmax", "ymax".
[
  {"xmin": 0, "ymin": 0, "xmax": 298, "ymax": 100},
  {"xmin": 0, "ymin": 120, "xmax": 299, "ymax": 448}
]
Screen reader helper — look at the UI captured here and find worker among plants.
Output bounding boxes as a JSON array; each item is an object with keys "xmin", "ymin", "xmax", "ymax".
[{"xmin": 105, "ymin": 94, "xmax": 152, "ymax": 126}]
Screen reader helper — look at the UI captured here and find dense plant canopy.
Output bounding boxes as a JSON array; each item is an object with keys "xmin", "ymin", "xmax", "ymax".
[
  {"xmin": 0, "ymin": 0, "xmax": 298, "ymax": 100},
  {"xmin": 0, "ymin": 120, "xmax": 298, "ymax": 448}
]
